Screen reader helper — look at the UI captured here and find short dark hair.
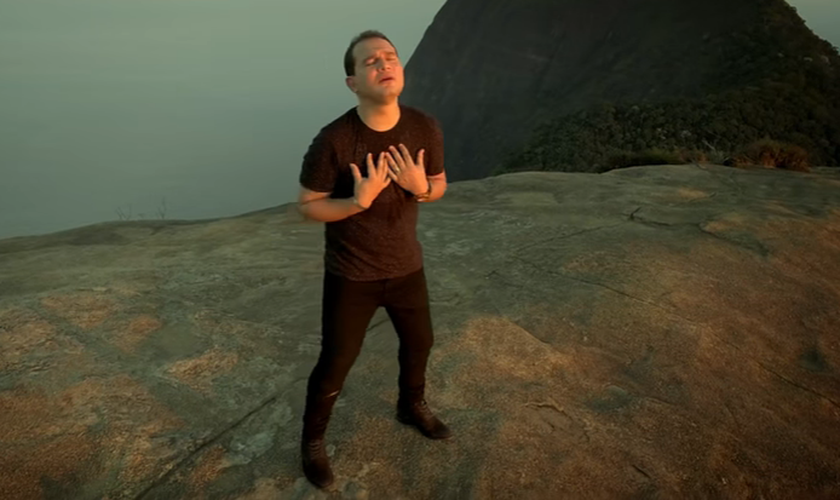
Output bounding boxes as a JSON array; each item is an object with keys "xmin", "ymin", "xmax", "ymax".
[{"xmin": 344, "ymin": 30, "xmax": 397, "ymax": 77}]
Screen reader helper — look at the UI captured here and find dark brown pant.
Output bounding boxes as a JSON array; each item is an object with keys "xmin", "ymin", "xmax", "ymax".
[{"xmin": 302, "ymin": 267, "xmax": 434, "ymax": 440}]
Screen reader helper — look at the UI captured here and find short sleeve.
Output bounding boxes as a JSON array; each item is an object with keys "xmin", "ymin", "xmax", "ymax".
[
  {"xmin": 426, "ymin": 116, "xmax": 445, "ymax": 176},
  {"xmin": 299, "ymin": 128, "xmax": 338, "ymax": 193}
]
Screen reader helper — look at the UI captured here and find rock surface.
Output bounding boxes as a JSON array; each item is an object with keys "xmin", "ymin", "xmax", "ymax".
[
  {"xmin": 1, "ymin": 164, "xmax": 839, "ymax": 499},
  {"xmin": 401, "ymin": 0, "xmax": 839, "ymax": 180}
]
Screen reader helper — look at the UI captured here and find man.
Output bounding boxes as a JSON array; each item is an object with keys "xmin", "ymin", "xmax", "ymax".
[{"xmin": 296, "ymin": 30, "xmax": 451, "ymax": 489}]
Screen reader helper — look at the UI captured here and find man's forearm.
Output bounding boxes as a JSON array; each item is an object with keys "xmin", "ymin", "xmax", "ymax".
[
  {"xmin": 417, "ymin": 179, "xmax": 446, "ymax": 203},
  {"xmin": 298, "ymin": 197, "xmax": 366, "ymax": 222}
]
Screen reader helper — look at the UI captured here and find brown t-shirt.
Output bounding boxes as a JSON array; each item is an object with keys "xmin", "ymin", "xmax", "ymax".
[{"xmin": 299, "ymin": 103, "xmax": 445, "ymax": 281}]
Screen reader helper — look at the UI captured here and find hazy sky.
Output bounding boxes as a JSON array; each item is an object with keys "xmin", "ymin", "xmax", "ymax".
[
  {"xmin": 1, "ymin": 0, "xmax": 838, "ymax": 240},
  {"xmin": 791, "ymin": 0, "xmax": 840, "ymax": 49}
]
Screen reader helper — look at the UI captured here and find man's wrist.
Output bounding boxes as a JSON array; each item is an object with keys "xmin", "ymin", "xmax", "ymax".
[
  {"xmin": 352, "ymin": 195, "xmax": 369, "ymax": 210},
  {"xmin": 413, "ymin": 179, "xmax": 432, "ymax": 200}
]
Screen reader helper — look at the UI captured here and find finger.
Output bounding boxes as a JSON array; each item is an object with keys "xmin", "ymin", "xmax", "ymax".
[
  {"xmin": 366, "ymin": 152, "xmax": 375, "ymax": 169},
  {"xmin": 418, "ymin": 149, "xmax": 425, "ymax": 166},
  {"xmin": 349, "ymin": 163, "xmax": 361, "ymax": 182},
  {"xmin": 379, "ymin": 153, "xmax": 391, "ymax": 181},
  {"xmin": 385, "ymin": 153, "xmax": 399, "ymax": 175},
  {"xmin": 388, "ymin": 145, "xmax": 405, "ymax": 168},
  {"xmin": 388, "ymin": 163, "xmax": 400, "ymax": 180},
  {"xmin": 386, "ymin": 169, "xmax": 397, "ymax": 182},
  {"xmin": 398, "ymin": 144, "xmax": 412, "ymax": 165},
  {"xmin": 378, "ymin": 152, "xmax": 389, "ymax": 178}
]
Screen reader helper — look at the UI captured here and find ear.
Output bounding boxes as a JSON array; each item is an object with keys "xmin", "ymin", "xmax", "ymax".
[{"xmin": 345, "ymin": 77, "xmax": 357, "ymax": 93}]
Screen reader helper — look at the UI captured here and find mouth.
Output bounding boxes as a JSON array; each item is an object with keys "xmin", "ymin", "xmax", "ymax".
[{"xmin": 379, "ymin": 77, "xmax": 394, "ymax": 83}]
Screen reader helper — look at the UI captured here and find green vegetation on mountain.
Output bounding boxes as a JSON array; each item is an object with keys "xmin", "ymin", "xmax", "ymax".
[{"xmin": 494, "ymin": 1, "xmax": 840, "ymax": 174}]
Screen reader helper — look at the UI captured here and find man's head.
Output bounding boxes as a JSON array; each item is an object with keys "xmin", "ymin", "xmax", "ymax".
[{"xmin": 344, "ymin": 30, "xmax": 404, "ymax": 104}]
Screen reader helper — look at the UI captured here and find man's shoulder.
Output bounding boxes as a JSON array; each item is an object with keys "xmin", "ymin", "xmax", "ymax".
[
  {"xmin": 318, "ymin": 107, "xmax": 357, "ymax": 138},
  {"xmin": 306, "ymin": 108, "xmax": 359, "ymax": 156},
  {"xmin": 401, "ymin": 105, "xmax": 443, "ymax": 145},
  {"xmin": 401, "ymin": 103, "xmax": 438, "ymax": 128}
]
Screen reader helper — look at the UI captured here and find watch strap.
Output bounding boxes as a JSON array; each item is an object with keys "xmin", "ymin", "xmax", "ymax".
[{"xmin": 414, "ymin": 180, "xmax": 432, "ymax": 201}]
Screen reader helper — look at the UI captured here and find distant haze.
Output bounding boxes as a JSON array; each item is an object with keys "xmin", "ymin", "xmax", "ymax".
[
  {"xmin": 0, "ymin": 0, "xmax": 836, "ymax": 240},
  {"xmin": 791, "ymin": 0, "xmax": 840, "ymax": 49}
]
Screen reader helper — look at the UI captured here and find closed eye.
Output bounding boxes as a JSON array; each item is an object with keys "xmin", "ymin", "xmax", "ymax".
[{"xmin": 366, "ymin": 55, "xmax": 398, "ymax": 65}]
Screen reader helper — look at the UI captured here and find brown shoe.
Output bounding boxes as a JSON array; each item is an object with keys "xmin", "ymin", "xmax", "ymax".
[
  {"xmin": 301, "ymin": 437, "xmax": 334, "ymax": 489},
  {"xmin": 396, "ymin": 400, "xmax": 452, "ymax": 439}
]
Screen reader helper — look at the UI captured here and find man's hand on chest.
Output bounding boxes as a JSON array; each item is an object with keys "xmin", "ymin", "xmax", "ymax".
[{"xmin": 383, "ymin": 144, "xmax": 430, "ymax": 196}]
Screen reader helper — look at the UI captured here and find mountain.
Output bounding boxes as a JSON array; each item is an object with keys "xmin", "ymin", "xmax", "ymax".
[{"xmin": 401, "ymin": 0, "xmax": 840, "ymax": 180}]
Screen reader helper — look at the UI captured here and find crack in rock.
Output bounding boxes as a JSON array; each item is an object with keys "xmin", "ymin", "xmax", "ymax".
[
  {"xmin": 484, "ymin": 269, "xmax": 525, "ymax": 290},
  {"xmin": 134, "ymin": 381, "xmax": 304, "ymax": 500},
  {"xmin": 524, "ymin": 397, "xmax": 565, "ymax": 414},
  {"xmin": 513, "ymin": 256, "xmax": 711, "ymax": 332},
  {"xmin": 704, "ymin": 330, "xmax": 840, "ymax": 412},
  {"xmin": 632, "ymin": 464, "xmax": 652, "ymax": 481},
  {"xmin": 692, "ymin": 162, "xmax": 745, "ymax": 199},
  {"xmin": 627, "ymin": 206, "xmax": 695, "ymax": 230},
  {"xmin": 685, "ymin": 192, "xmax": 719, "ymax": 203},
  {"xmin": 726, "ymin": 169, "xmax": 747, "ymax": 198},
  {"xmin": 625, "ymin": 207, "xmax": 771, "ymax": 256},
  {"xmin": 509, "ymin": 318, "xmax": 552, "ymax": 346},
  {"xmin": 722, "ymin": 400, "xmax": 740, "ymax": 428},
  {"xmin": 695, "ymin": 224, "xmax": 770, "ymax": 256},
  {"xmin": 757, "ymin": 361, "xmax": 840, "ymax": 411},
  {"xmin": 524, "ymin": 398, "xmax": 590, "ymax": 442},
  {"xmin": 366, "ymin": 317, "xmax": 390, "ymax": 332},
  {"xmin": 641, "ymin": 395, "xmax": 677, "ymax": 407},
  {"xmin": 631, "ymin": 215, "xmax": 674, "ymax": 228},
  {"xmin": 513, "ymin": 222, "xmax": 626, "ymax": 254},
  {"xmin": 513, "ymin": 255, "xmax": 683, "ymax": 315}
]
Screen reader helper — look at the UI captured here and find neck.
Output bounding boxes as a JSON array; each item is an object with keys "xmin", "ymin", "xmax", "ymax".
[{"xmin": 356, "ymin": 99, "xmax": 400, "ymax": 132}]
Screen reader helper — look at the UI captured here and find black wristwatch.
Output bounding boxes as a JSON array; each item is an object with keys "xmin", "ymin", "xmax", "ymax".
[{"xmin": 414, "ymin": 180, "xmax": 432, "ymax": 201}]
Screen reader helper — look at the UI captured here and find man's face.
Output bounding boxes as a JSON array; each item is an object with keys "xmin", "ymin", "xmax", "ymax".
[{"xmin": 348, "ymin": 37, "xmax": 404, "ymax": 102}]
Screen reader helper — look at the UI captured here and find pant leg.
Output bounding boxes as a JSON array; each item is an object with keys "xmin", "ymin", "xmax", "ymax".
[
  {"xmin": 303, "ymin": 270, "xmax": 382, "ymax": 440},
  {"xmin": 382, "ymin": 267, "xmax": 434, "ymax": 403}
]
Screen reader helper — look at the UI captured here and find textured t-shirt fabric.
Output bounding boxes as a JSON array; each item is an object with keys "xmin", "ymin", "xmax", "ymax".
[{"xmin": 299, "ymin": 103, "xmax": 444, "ymax": 281}]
